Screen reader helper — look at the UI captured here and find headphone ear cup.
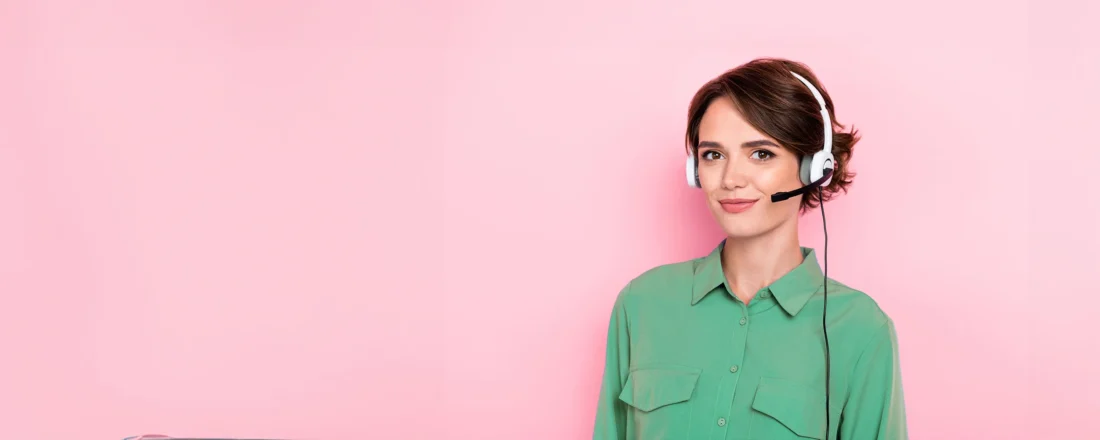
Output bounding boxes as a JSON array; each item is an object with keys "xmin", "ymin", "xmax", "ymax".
[
  {"xmin": 799, "ymin": 154, "xmax": 814, "ymax": 185},
  {"xmin": 686, "ymin": 155, "xmax": 699, "ymax": 188},
  {"xmin": 809, "ymin": 151, "xmax": 836, "ymax": 187}
]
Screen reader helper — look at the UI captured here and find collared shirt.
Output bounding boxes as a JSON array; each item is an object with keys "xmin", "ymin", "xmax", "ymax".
[{"xmin": 593, "ymin": 241, "xmax": 907, "ymax": 440}]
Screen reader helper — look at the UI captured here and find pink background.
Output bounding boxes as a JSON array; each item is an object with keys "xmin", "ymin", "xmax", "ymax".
[{"xmin": 2, "ymin": 1, "xmax": 1098, "ymax": 439}]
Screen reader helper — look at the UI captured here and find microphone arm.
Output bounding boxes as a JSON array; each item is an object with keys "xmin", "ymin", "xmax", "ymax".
[{"xmin": 770, "ymin": 168, "xmax": 834, "ymax": 203}]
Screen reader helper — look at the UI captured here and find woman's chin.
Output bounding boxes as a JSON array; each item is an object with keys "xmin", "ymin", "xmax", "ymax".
[{"xmin": 715, "ymin": 218, "xmax": 767, "ymax": 239}]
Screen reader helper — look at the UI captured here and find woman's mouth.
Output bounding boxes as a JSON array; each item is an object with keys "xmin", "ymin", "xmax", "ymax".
[{"xmin": 719, "ymin": 198, "xmax": 758, "ymax": 213}]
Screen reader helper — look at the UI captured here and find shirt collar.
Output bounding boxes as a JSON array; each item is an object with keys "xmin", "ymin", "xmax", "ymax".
[{"xmin": 691, "ymin": 239, "xmax": 824, "ymax": 316}]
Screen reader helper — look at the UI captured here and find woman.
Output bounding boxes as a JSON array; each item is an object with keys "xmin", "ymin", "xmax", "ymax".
[{"xmin": 593, "ymin": 58, "xmax": 907, "ymax": 440}]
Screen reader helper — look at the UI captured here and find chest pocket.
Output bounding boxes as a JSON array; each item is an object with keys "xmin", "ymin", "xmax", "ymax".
[
  {"xmin": 618, "ymin": 365, "xmax": 701, "ymax": 439},
  {"xmin": 750, "ymin": 377, "xmax": 827, "ymax": 439}
]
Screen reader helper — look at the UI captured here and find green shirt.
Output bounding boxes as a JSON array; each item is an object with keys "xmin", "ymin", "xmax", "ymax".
[{"xmin": 593, "ymin": 241, "xmax": 907, "ymax": 440}]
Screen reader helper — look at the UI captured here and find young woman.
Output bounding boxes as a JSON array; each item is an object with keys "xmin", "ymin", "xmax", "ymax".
[{"xmin": 593, "ymin": 58, "xmax": 907, "ymax": 440}]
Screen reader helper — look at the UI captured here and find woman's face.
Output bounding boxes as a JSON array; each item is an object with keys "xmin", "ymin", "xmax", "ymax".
[{"xmin": 696, "ymin": 96, "xmax": 803, "ymax": 238}]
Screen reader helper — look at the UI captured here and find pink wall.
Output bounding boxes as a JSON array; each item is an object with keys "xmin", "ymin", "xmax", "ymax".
[{"xmin": 2, "ymin": 1, "xmax": 1097, "ymax": 439}]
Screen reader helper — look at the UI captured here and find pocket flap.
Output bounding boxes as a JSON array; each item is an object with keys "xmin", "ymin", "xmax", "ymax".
[
  {"xmin": 618, "ymin": 366, "xmax": 701, "ymax": 412},
  {"xmin": 751, "ymin": 377, "xmax": 826, "ymax": 439}
]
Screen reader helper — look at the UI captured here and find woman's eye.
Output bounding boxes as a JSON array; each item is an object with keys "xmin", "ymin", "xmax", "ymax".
[
  {"xmin": 750, "ymin": 150, "xmax": 775, "ymax": 161},
  {"xmin": 701, "ymin": 150, "xmax": 723, "ymax": 160}
]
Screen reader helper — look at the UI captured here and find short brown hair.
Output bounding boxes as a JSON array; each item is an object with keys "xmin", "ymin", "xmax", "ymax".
[{"xmin": 685, "ymin": 57, "xmax": 859, "ymax": 212}]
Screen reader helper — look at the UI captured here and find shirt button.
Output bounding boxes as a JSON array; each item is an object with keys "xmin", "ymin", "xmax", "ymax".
[
  {"xmin": 739, "ymin": 317, "xmax": 747, "ymax": 325},
  {"xmin": 717, "ymin": 417, "xmax": 726, "ymax": 427},
  {"xmin": 760, "ymin": 291, "xmax": 770, "ymax": 299},
  {"xmin": 730, "ymin": 365, "xmax": 739, "ymax": 373}
]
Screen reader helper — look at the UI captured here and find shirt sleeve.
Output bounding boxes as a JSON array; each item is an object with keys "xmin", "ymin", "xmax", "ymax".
[
  {"xmin": 839, "ymin": 317, "xmax": 909, "ymax": 440},
  {"xmin": 593, "ymin": 284, "xmax": 631, "ymax": 440}
]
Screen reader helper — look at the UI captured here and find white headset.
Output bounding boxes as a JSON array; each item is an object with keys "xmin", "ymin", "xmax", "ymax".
[{"xmin": 686, "ymin": 70, "xmax": 835, "ymax": 192}]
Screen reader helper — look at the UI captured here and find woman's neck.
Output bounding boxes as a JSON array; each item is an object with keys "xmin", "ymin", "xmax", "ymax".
[{"xmin": 721, "ymin": 223, "xmax": 804, "ymax": 304}]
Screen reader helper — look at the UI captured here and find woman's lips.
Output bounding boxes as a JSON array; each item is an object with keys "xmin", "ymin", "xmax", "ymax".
[{"xmin": 719, "ymin": 198, "xmax": 758, "ymax": 213}]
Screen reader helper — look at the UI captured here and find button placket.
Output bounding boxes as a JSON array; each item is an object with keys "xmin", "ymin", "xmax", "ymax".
[{"xmin": 715, "ymin": 300, "xmax": 748, "ymax": 438}]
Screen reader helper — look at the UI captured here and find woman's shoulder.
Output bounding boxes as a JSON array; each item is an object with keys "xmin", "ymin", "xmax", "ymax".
[
  {"xmin": 614, "ymin": 256, "xmax": 705, "ymax": 300},
  {"xmin": 821, "ymin": 278, "xmax": 896, "ymax": 336}
]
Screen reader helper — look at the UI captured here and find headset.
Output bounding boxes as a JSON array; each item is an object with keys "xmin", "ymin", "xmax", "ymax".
[{"xmin": 685, "ymin": 70, "xmax": 835, "ymax": 439}]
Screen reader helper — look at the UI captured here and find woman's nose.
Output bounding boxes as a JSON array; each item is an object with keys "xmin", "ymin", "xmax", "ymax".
[{"xmin": 721, "ymin": 160, "xmax": 749, "ymax": 189}]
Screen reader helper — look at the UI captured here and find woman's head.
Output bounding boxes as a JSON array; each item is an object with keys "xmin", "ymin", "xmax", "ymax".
[{"xmin": 684, "ymin": 58, "xmax": 859, "ymax": 239}]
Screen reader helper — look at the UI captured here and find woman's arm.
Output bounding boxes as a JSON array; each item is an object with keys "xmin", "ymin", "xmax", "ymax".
[
  {"xmin": 839, "ymin": 317, "xmax": 909, "ymax": 439},
  {"xmin": 593, "ymin": 285, "xmax": 632, "ymax": 440}
]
